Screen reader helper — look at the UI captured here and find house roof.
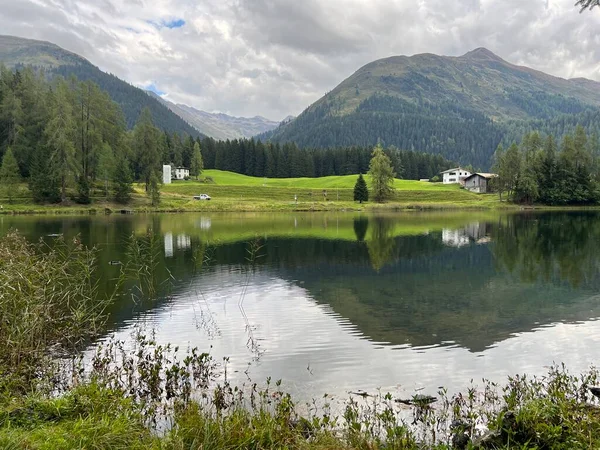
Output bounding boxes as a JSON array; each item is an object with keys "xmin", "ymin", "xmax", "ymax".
[
  {"xmin": 465, "ymin": 172, "xmax": 498, "ymax": 180},
  {"xmin": 439, "ymin": 167, "xmax": 470, "ymax": 174}
]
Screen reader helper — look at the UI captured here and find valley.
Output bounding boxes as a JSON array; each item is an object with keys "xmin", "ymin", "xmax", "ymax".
[{"xmin": 3, "ymin": 1, "xmax": 600, "ymax": 446}]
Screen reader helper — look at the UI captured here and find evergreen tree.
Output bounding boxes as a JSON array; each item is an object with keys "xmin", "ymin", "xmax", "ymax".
[
  {"xmin": 97, "ymin": 142, "xmax": 115, "ymax": 197},
  {"xmin": 29, "ymin": 146, "xmax": 60, "ymax": 203},
  {"xmin": 495, "ymin": 143, "xmax": 521, "ymax": 200},
  {"xmin": 113, "ymin": 153, "xmax": 133, "ymax": 204},
  {"xmin": 0, "ymin": 147, "xmax": 20, "ymax": 203},
  {"xmin": 76, "ymin": 175, "xmax": 91, "ymax": 204},
  {"xmin": 148, "ymin": 171, "xmax": 161, "ymax": 206},
  {"xmin": 45, "ymin": 80, "xmax": 76, "ymax": 202},
  {"xmin": 133, "ymin": 107, "xmax": 160, "ymax": 191},
  {"xmin": 538, "ymin": 135, "xmax": 558, "ymax": 204},
  {"xmin": 0, "ymin": 84, "xmax": 24, "ymax": 149},
  {"xmin": 169, "ymin": 132, "xmax": 183, "ymax": 167},
  {"xmin": 182, "ymin": 135, "xmax": 195, "ymax": 169},
  {"xmin": 190, "ymin": 142, "xmax": 203, "ymax": 180},
  {"xmin": 368, "ymin": 144, "xmax": 395, "ymax": 202},
  {"xmin": 513, "ymin": 170, "xmax": 539, "ymax": 204},
  {"xmin": 353, "ymin": 173, "xmax": 369, "ymax": 203}
]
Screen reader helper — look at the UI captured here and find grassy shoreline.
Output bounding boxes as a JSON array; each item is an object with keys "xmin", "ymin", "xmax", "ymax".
[{"xmin": 3, "ymin": 198, "xmax": 599, "ymax": 216}]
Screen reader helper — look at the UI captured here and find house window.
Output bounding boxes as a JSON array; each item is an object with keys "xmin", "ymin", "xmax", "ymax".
[{"xmin": 449, "ymin": 172, "xmax": 456, "ymax": 176}]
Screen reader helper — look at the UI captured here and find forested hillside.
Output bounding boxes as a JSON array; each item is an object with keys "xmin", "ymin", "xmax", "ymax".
[
  {"xmin": 264, "ymin": 48, "xmax": 600, "ymax": 168},
  {"xmin": 0, "ymin": 35, "xmax": 200, "ymax": 137},
  {"xmin": 199, "ymin": 138, "xmax": 455, "ymax": 180}
]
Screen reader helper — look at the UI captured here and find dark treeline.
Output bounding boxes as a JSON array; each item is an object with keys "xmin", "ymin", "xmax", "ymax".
[
  {"xmin": 198, "ymin": 137, "xmax": 455, "ymax": 179},
  {"xmin": 494, "ymin": 126, "xmax": 600, "ymax": 205}
]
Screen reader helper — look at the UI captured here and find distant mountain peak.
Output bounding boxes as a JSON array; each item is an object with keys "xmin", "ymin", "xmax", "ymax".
[
  {"xmin": 266, "ymin": 46, "xmax": 600, "ymax": 169},
  {"xmin": 147, "ymin": 93, "xmax": 281, "ymax": 139},
  {"xmin": 461, "ymin": 47, "xmax": 504, "ymax": 62}
]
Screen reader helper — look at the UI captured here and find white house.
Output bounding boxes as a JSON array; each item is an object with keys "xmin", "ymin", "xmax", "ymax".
[
  {"xmin": 440, "ymin": 167, "xmax": 472, "ymax": 184},
  {"xmin": 173, "ymin": 167, "xmax": 190, "ymax": 180}
]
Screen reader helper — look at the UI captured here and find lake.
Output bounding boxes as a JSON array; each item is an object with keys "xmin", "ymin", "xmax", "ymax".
[{"xmin": 2, "ymin": 211, "xmax": 600, "ymax": 402}]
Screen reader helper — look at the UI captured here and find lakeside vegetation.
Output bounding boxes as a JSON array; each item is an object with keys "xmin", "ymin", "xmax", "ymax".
[
  {"xmin": 2, "ymin": 230, "xmax": 600, "ymax": 449},
  {"xmin": 493, "ymin": 127, "xmax": 600, "ymax": 206}
]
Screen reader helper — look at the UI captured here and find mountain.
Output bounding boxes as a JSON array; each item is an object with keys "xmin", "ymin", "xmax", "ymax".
[
  {"xmin": 265, "ymin": 48, "xmax": 600, "ymax": 168},
  {"xmin": 147, "ymin": 92, "xmax": 281, "ymax": 140},
  {"xmin": 0, "ymin": 35, "xmax": 201, "ymax": 136}
]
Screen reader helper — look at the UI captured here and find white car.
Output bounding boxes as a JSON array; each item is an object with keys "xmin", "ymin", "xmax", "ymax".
[{"xmin": 193, "ymin": 194, "xmax": 211, "ymax": 200}]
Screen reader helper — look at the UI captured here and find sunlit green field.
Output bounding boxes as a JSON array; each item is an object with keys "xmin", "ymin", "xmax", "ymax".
[
  {"xmin": 0, "ymin": 170, "xmax": 504, "ymax": 213},
  {"xmin": 157, "ymin": 170, "xmax": 500, "ymax": 210},
  {"xmin": 181, "ymin": 170, "xmax": 462, "ymax": 190}
]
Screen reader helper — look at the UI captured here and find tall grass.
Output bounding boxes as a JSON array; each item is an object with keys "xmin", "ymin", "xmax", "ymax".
[{"xmin": 0, "ymin": 231, "xmax": 116, "ymax": 393}]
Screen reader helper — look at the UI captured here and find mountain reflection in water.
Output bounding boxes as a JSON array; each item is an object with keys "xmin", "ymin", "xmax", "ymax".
[{"xmin": 1, "ymin": 211, "xmax": 600, "ymax": 397}]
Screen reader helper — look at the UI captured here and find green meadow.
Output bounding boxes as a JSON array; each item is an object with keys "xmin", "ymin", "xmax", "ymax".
[
  {"xmin": 0, "ymin": 169, "xmax": 504, "ymax": 214},
  {"xmin": 157, "ymin": 170, "xmax": 501, "ymax": 211}
]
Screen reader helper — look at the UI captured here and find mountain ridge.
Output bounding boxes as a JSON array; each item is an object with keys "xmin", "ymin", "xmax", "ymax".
[
  {"xmin": 310, "ymin": 47, "xmax": 600, "ymax": 119},
  {"xmin": 264, "ymin": 47, "xmax": 600, "ymax": 168},
  {"xmin": 146, "ymin": 92, "xmax": 282, "ymax": 140},
  {"xmin": 0, "ymin": 35, "xmax": 202, "ymax": 137}
]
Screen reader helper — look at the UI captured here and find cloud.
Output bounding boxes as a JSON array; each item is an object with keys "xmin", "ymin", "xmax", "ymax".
[{"xmin": 0, "ymin": 0, "xmax": 599, "ymax": 120}]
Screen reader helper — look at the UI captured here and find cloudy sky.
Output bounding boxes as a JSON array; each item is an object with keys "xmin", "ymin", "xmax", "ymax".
[{"xmin": 1, "ymin": 0, "xmax": 599, "ymax": 120}]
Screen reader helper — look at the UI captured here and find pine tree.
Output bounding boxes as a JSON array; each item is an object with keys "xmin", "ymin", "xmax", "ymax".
[
  {"xmin": 190, "ymin": 142, "xmax": 203, "ymax": 180},
  {"xmin": 0, "ymin": 147, "xmax": 20, "ymax": 203},
  {"xmin": 0, "ymin": 85, "xmax": 24, "ymax": 149},
  {"xmin": 29, "ymin": 146, "xmax": 60, "ymax": 204},
  {"xmin": 148, "ymin": 171, "xmax": 160, "ymax": 206},
  {"xmin": 368, "ymin": 143, "xmax": 395, "ymax": 202},
  {"xmin": 97, "ymin": 142, "xmax": 115, "ymax": 197},
  {"xmin": 498, "ymin": 143, "xmax": 521, "ymax": 200},
  {"xmin": 353, "ymin": 173, "xmax": 369, "ymax": 203},
  {"xmin": 113, "ymin": 153, "xmax": 133, "ymax": 204},
  {"xmin": 76, "ymin": 175, "xmax": 91, "ymax": 204},
  {"xmin": 133, "ymin": 107, "xmax": 160, "ymax": 191},
  {"xmin": 45, "ymin": 80, "xmax": 76, "ymax": 202}
]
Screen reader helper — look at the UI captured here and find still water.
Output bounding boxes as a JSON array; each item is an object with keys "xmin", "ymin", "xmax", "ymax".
[{"xmin": 1, "ymin": 211, "xmax": 600, "ymax": 400}]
